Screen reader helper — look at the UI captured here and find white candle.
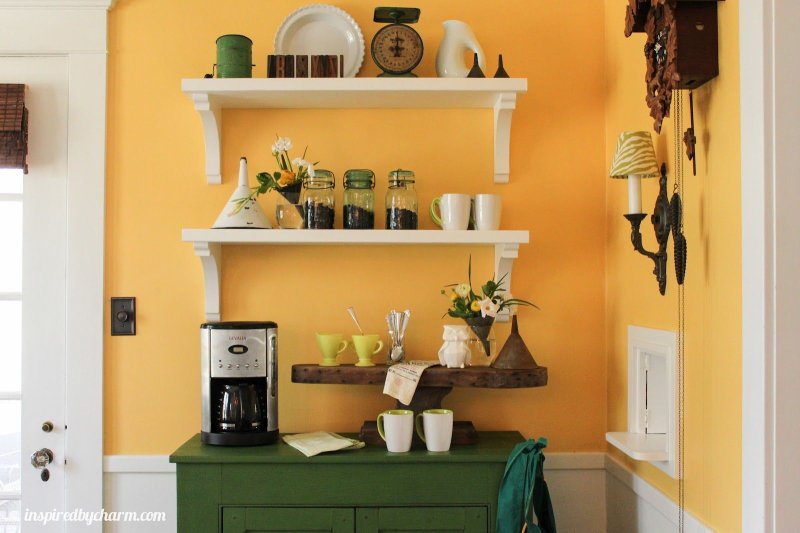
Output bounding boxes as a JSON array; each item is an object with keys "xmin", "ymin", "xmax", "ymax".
[{"xmin": 627, "ymin": 175, "xmax": 642, "ymax": 214}]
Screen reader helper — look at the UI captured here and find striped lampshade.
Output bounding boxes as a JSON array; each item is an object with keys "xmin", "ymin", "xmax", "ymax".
[{"xmin": 609, "ymin": 131, "xmax": 659, "ymax": 178}]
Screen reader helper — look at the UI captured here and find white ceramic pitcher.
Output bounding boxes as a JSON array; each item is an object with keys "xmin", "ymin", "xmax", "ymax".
[
  {"xmin": 438, "ymin": 324, "xmax": 471, "ymax": 368},
  {"xmin": 435, "ymin": 20, "xmax": 486, "ymax": 78}
]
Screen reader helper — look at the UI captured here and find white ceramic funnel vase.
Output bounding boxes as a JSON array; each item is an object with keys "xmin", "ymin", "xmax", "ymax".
[
  {"xmin": 435, "ymin": 20, "xmax": 485, "ymax": 78},
  {"xmin": 212, "ymin": 157, "xmax": 272, "ymax": 229}
]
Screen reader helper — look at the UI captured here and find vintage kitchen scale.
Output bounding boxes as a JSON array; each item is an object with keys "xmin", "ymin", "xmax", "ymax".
[{"xmin": 370, "ymin": 7, "xmax": 423, "ymax": 77}]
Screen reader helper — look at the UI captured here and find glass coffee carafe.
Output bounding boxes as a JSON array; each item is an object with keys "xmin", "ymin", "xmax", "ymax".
[{"xmin": 219, "ymin": 383, "xmax": 264, "ymax": 432}]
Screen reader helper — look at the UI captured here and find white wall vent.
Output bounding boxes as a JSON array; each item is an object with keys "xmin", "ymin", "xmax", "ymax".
[{"xmin": 606, "ymin": 325, "xmax": 678, "ymax": 478}]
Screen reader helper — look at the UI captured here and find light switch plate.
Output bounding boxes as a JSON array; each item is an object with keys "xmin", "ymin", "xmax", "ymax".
[{"xmin": 111, "ymin": 297, "xmax": 136, "ymax": 336}]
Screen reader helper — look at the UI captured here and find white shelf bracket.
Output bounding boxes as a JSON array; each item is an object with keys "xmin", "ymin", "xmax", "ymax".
[
  {"xmin": 493, "ymin": 92, "xmax": 517, "ymax": 184},
  {"xmin": 192, "ymin": 93, "xmax": 222, "ymax": 185},
  {"xmin": 193, "ymin": 241, "xmax": 222, "ymax": 321},
  {"xmin": 494, "ymin": 242, "xmax": 520, "ymax": 322}
]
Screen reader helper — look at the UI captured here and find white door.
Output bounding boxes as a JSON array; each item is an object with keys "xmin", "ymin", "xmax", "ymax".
[{"xmin": 1, "ymin": 56, "xmax": 69, "ymax": 532}]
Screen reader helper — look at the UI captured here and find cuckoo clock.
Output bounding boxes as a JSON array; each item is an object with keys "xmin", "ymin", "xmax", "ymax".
[{"xmin": 624, "ymin": 0, "xmax": 723, "ymax": 133}]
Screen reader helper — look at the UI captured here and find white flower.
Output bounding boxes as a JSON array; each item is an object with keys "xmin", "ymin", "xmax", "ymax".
[
  {"xmin": 455, "ymin": 283, "xmax": 471, "ymax": 298},
  {"xmin": 292, "ymin": 157, "xmax": 304, "ymax": 168},
  {"xmin": 478, "ymin": 297, "xmax": 499, "ymax": 318},
  {"xmin": 272, "ymin": 137, "xmax": 293, "ymax": 153},
  {"xmin": 306, "ymin": 162, "xmax": 315, "ymax": 178}
]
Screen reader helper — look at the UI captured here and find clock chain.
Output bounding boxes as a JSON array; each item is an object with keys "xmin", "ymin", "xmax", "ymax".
[{"xmin": 673, "ymin": 88, "xmax": 687, "ymax": 533}]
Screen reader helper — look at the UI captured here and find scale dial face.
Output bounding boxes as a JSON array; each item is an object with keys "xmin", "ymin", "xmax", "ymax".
[{"xmin": 371, "ymin": 23, "xmax": 423, "ymax": 75}]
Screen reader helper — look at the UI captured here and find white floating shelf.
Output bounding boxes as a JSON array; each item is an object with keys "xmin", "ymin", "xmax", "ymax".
[
  {"xmin": 605, "ymin": 432, "xmax": 668, "ymax": 462},
  {"xmin": 182, "ymin": 228, "xmax": 529, "ymax": 322},
  {"xmin": 181, "ymin": 77, "xmax": 527, "ymax": 185}
]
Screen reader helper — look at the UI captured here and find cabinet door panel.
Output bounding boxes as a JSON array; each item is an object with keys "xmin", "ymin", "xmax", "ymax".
[
  {"xmin": 224, "ymin": 507, "xmax": 354, "ymax": 533},
  {"xmin": 357, "ymin": 507, "xmax": 487, "ymax": 533}
]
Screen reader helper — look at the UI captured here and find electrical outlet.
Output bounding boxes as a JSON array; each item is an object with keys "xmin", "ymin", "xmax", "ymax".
[{"xmin": 111, "ymin": 297, "xmax": 136, "ymax": 336}]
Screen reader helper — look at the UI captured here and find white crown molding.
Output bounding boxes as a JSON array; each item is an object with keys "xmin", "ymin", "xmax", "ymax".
[{"xmin": 0, "ymin": 0, "xmax": 113, "ymax": 8}]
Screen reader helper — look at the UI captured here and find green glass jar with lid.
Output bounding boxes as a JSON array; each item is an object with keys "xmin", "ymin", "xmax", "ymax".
[
  {"xmin": 303, "ymin": 169, "xmax": 335, "ymax": 229},
  {"xmin": 385, "ymin": 169, "xmax": 418, "ymax": 230},
  {"xmin": 343, "ymin": 169, "xmax": 375, "ymax": 230}
]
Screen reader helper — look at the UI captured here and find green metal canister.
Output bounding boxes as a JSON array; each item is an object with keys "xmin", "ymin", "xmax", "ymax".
[{"xmin": 215, "ymin": 34, "xmax": 253, "ymax": 78}]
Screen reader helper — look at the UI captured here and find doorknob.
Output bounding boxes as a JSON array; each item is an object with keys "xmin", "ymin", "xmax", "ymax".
[{"xmin": 30, "ymin": 448, "xmax": 54, "ymax": 469}]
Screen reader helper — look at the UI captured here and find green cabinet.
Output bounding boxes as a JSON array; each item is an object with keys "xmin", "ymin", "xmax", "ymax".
[
  {"xmin": 223, "ymin": 507, "xmax": 354, "ymax": 532},
  {"xmin": 170, "ymin": 432, "xmax": 523, "ymax": 533},
  {"xmin": 223, "ymin": 506, "xmax": 486, "ymax": 533},
  {"xmin": 358, "ymin": 507, "xmax": 487, "ymax": 532}
]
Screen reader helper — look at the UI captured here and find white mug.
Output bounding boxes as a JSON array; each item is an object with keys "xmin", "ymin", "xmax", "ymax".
[
  {"xmin": 473, "ymin": 194, "xmax": 502, "ymax": 230},
  {"xmin": 430, "ymin": 194, "xmax": 471, "ymax": 230},
  {"xmin": 377, "ymin": 409, "xmax": 414, "ymax": 452},
  {"xmin": 415, "ymin": 409, "xmax": 454, "ymax": 452}
]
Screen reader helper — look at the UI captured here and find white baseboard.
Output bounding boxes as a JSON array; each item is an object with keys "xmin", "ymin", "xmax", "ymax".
[
  {"xmin": 102, "ymin": 452, "xmax": 711, "ymax": 533},
  {"xmin": 605, "ymin": 454, "xmax": 712, "ymax": 532}
]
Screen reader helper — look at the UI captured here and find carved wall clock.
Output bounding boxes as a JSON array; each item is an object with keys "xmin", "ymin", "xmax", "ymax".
[{"xmin": 624, "ymin": 0, "xmax": 724, "ymax": 133}]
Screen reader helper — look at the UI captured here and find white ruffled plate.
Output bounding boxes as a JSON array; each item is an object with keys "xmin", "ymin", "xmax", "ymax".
[{"xmin": 274, "ymin": 4, "xmax": 365, "ymax": 77}]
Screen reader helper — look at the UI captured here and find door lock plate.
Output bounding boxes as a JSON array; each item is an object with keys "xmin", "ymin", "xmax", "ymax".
[{"xmin": 111, "ymin": 297, "xmax": 136, "ymax": 336}]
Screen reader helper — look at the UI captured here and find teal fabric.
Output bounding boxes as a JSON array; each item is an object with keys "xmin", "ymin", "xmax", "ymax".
[{"xmin": 496, "ymin": 438, "xmax": 557, "ymax": 533}]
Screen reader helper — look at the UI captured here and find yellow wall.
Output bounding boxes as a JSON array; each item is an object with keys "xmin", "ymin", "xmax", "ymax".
[
  {"xmin": 603, "ymin": 1, "xmax": 742, "ymax": 531},
  {"xmin": 105, "ymin": 1, "xmax": 744, "ymax": 528},
  {"xmin": 105, "ymin": 1, "xmax": 608, "ymax": 455}
]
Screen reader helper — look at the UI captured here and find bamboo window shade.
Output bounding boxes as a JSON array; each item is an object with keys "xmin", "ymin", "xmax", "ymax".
[{"xmin": 0, "ymin": 84, "xmax": 28, "ymax": 174}]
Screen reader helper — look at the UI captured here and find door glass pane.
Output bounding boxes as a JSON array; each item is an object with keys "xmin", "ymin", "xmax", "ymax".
[
  {"xmin": 0, "ymin": 201, "xmax": 21, "ymax": 293},
  {"xmin": 0, "ymin": 302, "xmax": 21, "ymax": 393},
  {"xmin": 0, "ymin": 499, "xmax": 19, "ymax": 533},
  {"xmin": 0, "ymin": 169, "xmax": 22, "ymax": 194},
  {"xmin": 0, "ymin": 401, "xmax": 21, "ymax": 503}
]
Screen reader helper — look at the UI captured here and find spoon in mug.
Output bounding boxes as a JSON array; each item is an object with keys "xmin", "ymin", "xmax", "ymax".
[{"xmin": 346, "ymin": 307, "xmax": 365, "ymax": 335}]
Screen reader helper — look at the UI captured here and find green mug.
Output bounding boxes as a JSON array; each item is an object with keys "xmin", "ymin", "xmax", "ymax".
[
  {"xmin": 315, "ymin": 333, "xmax": 348, "ymax": 367},
  {"xmin": 352, "ymin": 334, "xmax": 383, "ymax": 367}
]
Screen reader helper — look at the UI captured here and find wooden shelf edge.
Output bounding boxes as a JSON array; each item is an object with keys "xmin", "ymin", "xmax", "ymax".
[{"xmin": 291, "ymin": 364, "xmax": 548, "ymax": 389}]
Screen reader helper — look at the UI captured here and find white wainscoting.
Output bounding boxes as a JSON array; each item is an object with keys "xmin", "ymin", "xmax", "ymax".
[
  {"xmin": 605, "ymin": 455, "xmax": 711, "ymax": 533},
  {"xmin": 103, "ymin": 456, "xmax": 176, "ymax": 533},
  {"xmin": 544, "ymin": 453, "xmax": 607, "ymax": 533},
  {"xmin": 102, "ymin": 452, "xmax": 710, "ymax": 532}
]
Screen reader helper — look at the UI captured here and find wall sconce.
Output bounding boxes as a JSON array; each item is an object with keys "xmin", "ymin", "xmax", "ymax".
[{"xmin": 610, "ymin": 131, "xmax": 686, "ymax": 295}]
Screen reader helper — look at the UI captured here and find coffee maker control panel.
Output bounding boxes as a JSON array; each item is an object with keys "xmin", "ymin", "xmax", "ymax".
[{"xmin": 207, "ymin": 327, "xmax": 268, "ymax": 378}]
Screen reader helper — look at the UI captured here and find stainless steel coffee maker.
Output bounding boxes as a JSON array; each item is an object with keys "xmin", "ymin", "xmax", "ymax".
[{"xmin": 200, "ymin": 322, "xmax": 278, "ymax": 445}]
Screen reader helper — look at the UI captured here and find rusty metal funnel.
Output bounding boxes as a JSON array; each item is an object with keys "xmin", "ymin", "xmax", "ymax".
[{"xmin": 491, "ymin": 315, "xmax": 539, "ymax": 369}]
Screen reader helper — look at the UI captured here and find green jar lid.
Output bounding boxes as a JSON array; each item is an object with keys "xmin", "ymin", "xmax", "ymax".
[
  {"xmin": 304, "ymin": 169, "xmax": 335, "ymax": 188},
  {"xmin": 388, "ymin": 169, "xmax": 415, "ymax": 185},
  {"xmin": 344, "ymin": 169, "xmax": 375, "ymax": 188},
  {"xmin": 388, "ymin": 169, "xmax": 414, "ymax": 179}
]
